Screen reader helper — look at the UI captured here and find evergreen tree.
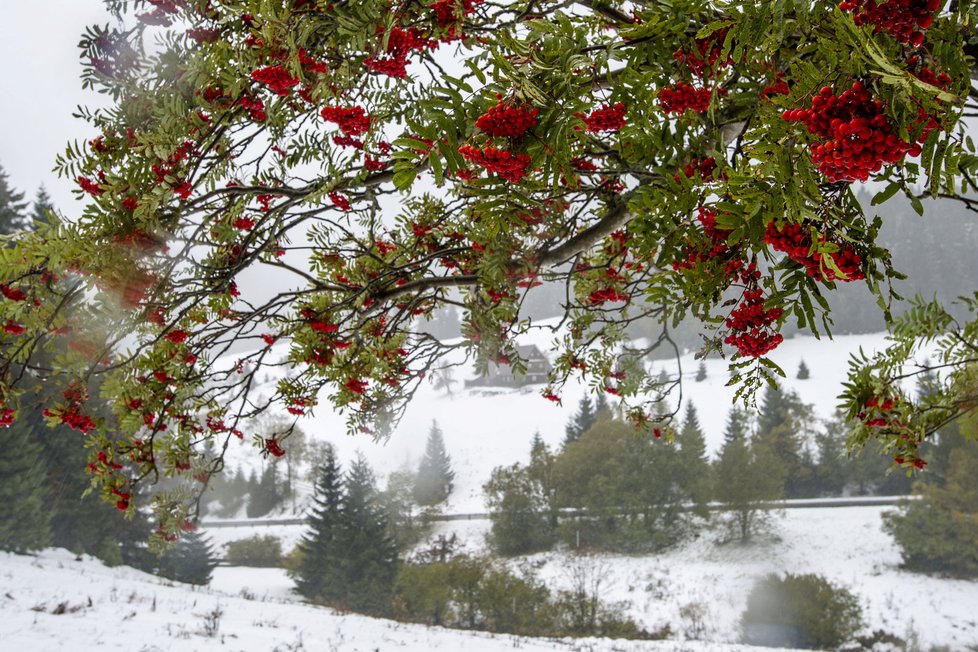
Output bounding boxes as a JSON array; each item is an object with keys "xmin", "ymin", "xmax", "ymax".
[
  {"xmin": 884, "ymin": 441, "xmax": 978, "ymax": 577},
  {"xmin": 294, "ymin": 445, "xmax": 345, "ymax": 601},
  {"xmin": 527, "ymin": 432, "xmax": 560, "ymax": 531},
  {"xmin": 796, "ymin": 359, "xmax": 810, "ymax": 380},
  {"xmin": 714, "ymin": 410, "xmax": 784, "ymax": 542},
  {"xmin": 22, "ymin": 395, "xmax": 150, "ymax": 566},
  {"xmin": 30, "ymin": 185, "xmax": 55, "ymax": 226},
  {"xmin": 377, "ymin": 467, "xmax": 423, "ymax": 551},
  {"xmin": 677, "ymin": 403, "xmax": 712, "ymax": 516},
  {"xmin": 294, "ymin": 451, "xmax": 397, "ymax": 614},
  {"xmin": 813, "ymin": 426, "xmax": 848, "ymax": 496},
  {"xmin": 246, "ymin": 462, "xmax": 282, "ymax": 517},
  {"xmin": 413, "ymin": 421, "xmax": 455, "ymax": 506},
  {"xmin": 156, "ymin": 528, "xmax": 218, "ymax": 585},
  {"xmin": 0, "ymin": 416, "xmax": 52, "ymax": 553},
  {"xmin": 0, "ymin": 164, "xmax": 28, "ymax": 235},
  {"xmin": 695, "ymin": 361, "xmax": 707, "ymax": 382},
  {"xmin": 723, "ymin": 406, "xmax": 750, "ymax": 445},
  {"xmin": 594, "ymin": 391, "xmax": 611, "ymax": 420},
  {"xmin": 563, "ymin": 395, "xmax": 596, "ymax": 447},
  {"xmin": 339, "ymin": 455, "xmax": 399, "ymax": 614},
  {"xmin": 755, "ymin": 385, "xmax": 817, "ymax": 498}
]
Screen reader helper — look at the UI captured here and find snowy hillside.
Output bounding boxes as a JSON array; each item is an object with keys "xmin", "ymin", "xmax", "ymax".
[{"xmin": 216, "ymin": 330, "xmax": 931, "ymax": 515}]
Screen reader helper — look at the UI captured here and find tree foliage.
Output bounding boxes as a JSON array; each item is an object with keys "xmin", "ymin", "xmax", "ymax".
[
  {"xmin": 292, "ymin": 449, "xmax": 398, "ymax": 614},
  {"xmin": 1, "ymin": 0, "xmax": 977, "ymax": 533},
  {"xmin": 714, "ymin": 408, "xmax": 784, "ymax": 542},
  {"xmin": 413, "ymin": 420, "xmax": 454, "ymax": 506},
  {"xmin": 884, "ymin": 413, "xmax": 978, "ymax": 577},
  {"xmin": 156, "ymin": 527, "xmax": 218, "ymax": 585}
]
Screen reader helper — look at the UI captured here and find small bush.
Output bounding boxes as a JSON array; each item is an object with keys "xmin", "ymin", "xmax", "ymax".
[
  {"xmin": 741, "ymin": 573, "xmax": 863, "ymax": 650},
  {"xmin": 225, "ymin": 535, "xmax": 283, "ymax": 567},
  {"xmin": 391, "ymin": 555, "xmax": 647, "ymax": 639}
]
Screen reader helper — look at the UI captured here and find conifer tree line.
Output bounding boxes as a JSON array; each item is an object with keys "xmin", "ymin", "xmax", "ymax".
[{"xmin": 485, "ymin": 380, "xmax": 948, "ymax": 555}]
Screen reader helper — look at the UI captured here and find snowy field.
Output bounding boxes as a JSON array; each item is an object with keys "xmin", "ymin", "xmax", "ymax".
[
  {"xmin": 1, "ymin": 548, "xmax": 789, "ymax": 652},
  {"xmin": 199, "ymin": 504, "xmax": 978, "ymax": 651},
  {"xmin": 4, "ymin": 503, "xmax": 977, "ymax": 651}
]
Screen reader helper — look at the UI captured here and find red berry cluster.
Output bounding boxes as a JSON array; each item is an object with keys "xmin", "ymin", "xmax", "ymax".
[
  {"xmin": 857, "ymin": 395, "xmax": 899, "ymax": 427},
  {"xmin": 43, "ymin": 384, "xmax": 97, "ymax": 434},
  {"xmin": 760, "ymin": 74, "xmax": 790, "ymax": 100},
  {"xmin": 671, "ymin": 206, "xmax": 740, "ymax": 274},
  {"xmin": 431, "ymin": 0, "xmax": 482, "ymax": 27},
  {"xmin": 673, "ymin": 28, "xmax": 732, "ymax": 77},
  {"xmin": 782, "ymin": 81, "xmax": 934, "ymax": 182},
  {"xmin": 250, "ymin": 65, "xmax": 300, "ymax": 96},
  {"xmin": 344, "ymin": 377, "xmax": 368, "ymax": 395},
  {"xmin": 364, "ymin": 27, "xmax": 435, "ymax": 79},
  {"xmin": 137, "ymin": 0, "xmax": 180, "ymax": 26},
  {"xmin": 588, "ymin": 287, "xmax": 630, "ymax": 305},
  {"xmin": 675, "ymin": 156, "xmax": 718, "ymax": 183},
  {"xmin": 77, "ymin": 175, "xmax": 105, "ymax": 197},
  {"xmin": 724, "ymin": 284, "xmax": 785, "ymax": 358},
  {"xmin": 578, "ymin": 103, "xmax": 627, "ymax": 132},
  {"xmin": 475, "ymin": 102, "xmax": 539, "ymax": 138},
  {"xmin": 329, "ymin": 192, "xmax": 352, "ymax": 212},
  {"xmin": 908, "ymin": 55, "xmax": 951, "ymax": 88},
  {"xmin": 459, "ymin": 145, "xmax": 531, "ymax": 182},
  {"xmin": 1, "ymin": 284, "xmax": 27, "ymax": 302},
  {"xmin": 764, "ymin": 221, "xmax": 865, "ymax": 282},
  {"xmin": 0, "ymin": 407, "xmax": 14, "ymax": 428},
  {"xmin": 233, "ymin": 216, "xmax": 256, "ymax": 230},
  {"xmin": 839, "ymin": 0, "xmax": 941, "ymax": 47},
  {"xmin": 321, "ymin": 106, "xmax": 372, "ymax": 136},
  {"xmin": 264, "ymin": 438, "xmax": 286, "ymax": 457},
  {"xmin": 187, "ymin": 28, "xmax": 219, "ymax": 43},
  {"xmin": 659, "ymin": 83, "xmax": 712, "ymax": 114},
  {"xmin": 3, "ymin": 320, "xmax": 25, "ymax": 335},
  {"xmin": 237, "ymin": 96, "xmax": 267, "ymax": 122}
]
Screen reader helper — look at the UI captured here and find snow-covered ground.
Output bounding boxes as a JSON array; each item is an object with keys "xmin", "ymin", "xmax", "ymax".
[
  {"xmin": 5, "ymin": 502, "xmax": 977, "ymax": 651},
  {"xmin": 214, "ymin": 330, "xmax": 931, "ymax": 516},
  {"xmin": 196, "ymin": 504, "xmax": 978, "ymax": 651},
  {"xmin": 1, "ymin": 548, "xmax": 790, "ymax": 652}
]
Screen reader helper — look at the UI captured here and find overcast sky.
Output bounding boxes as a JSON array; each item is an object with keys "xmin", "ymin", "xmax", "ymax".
[{"xmin": 0, "ymin": 2, "xmax": 113, "ymax": 214}]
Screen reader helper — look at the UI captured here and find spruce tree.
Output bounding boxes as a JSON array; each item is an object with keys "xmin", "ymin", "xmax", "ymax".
[
  {"xmin": 677, "ymin": 402, "xmax": 712, "ymax": 516},
  {"xmin": 594, "ymin": 391, "xmax": 611, "ymax": 419},
  {"xmin": 30, "ymin": 185, "xmax": 55, "ymax": 226},
  {"xmin": 156, "ymin": 528, "xmax": 218, "ymax": 585},
  {"xmin": 527, "ymin": 432, "xmax": 560, "ymax": 531},
  {"xmin": 796, "ymin": 359, "xmax": 810, "ymax": 380},
  {"xmin": 22, "ymin": 395, "xmax": 150, "ymax": 565},
  {"xmin": 884, "ymin": 442, "xmax": 978, "ymax": 577},
  {"xmin": 246, "ymin": 462, "xmax": 282, "ymax": 517},
  {"xmin": 0, "ymin": 416, "xmax": 52, "ymax": 553},
  {"xmin": 0, "ymin": 164, "xmax": 28, "ymax": 235},
  {"xmin": 563, "ymin": 395, "xmax": 596, "ymax": 447},
  {"xmin": 695, "ymin": 362, "xmax": 707, "ymax": 382},
  {"xmin": 755, "ymin": 385, "xmax": 817, "ymax": 498},
  {"xmin": 413, "ymin": 421, "xmax": 454, "ymax": 506},
  {"xmin": 294, "ymin": 445, "xmax": 345, "ymax": 601},
  {"xmin": 714, "ymin": 409, "xmax": 783, "ymax": 542},
  {"xmin": 723, "ymin": 406, "xmax": 750, "ymax": 445},
  {"xmin": 813, "ymin": 426, "xmax": 848, "ymax": 496},
  {"xmin": 339, "ymin": 455, "xmax": 398, "ymax": 614}
]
